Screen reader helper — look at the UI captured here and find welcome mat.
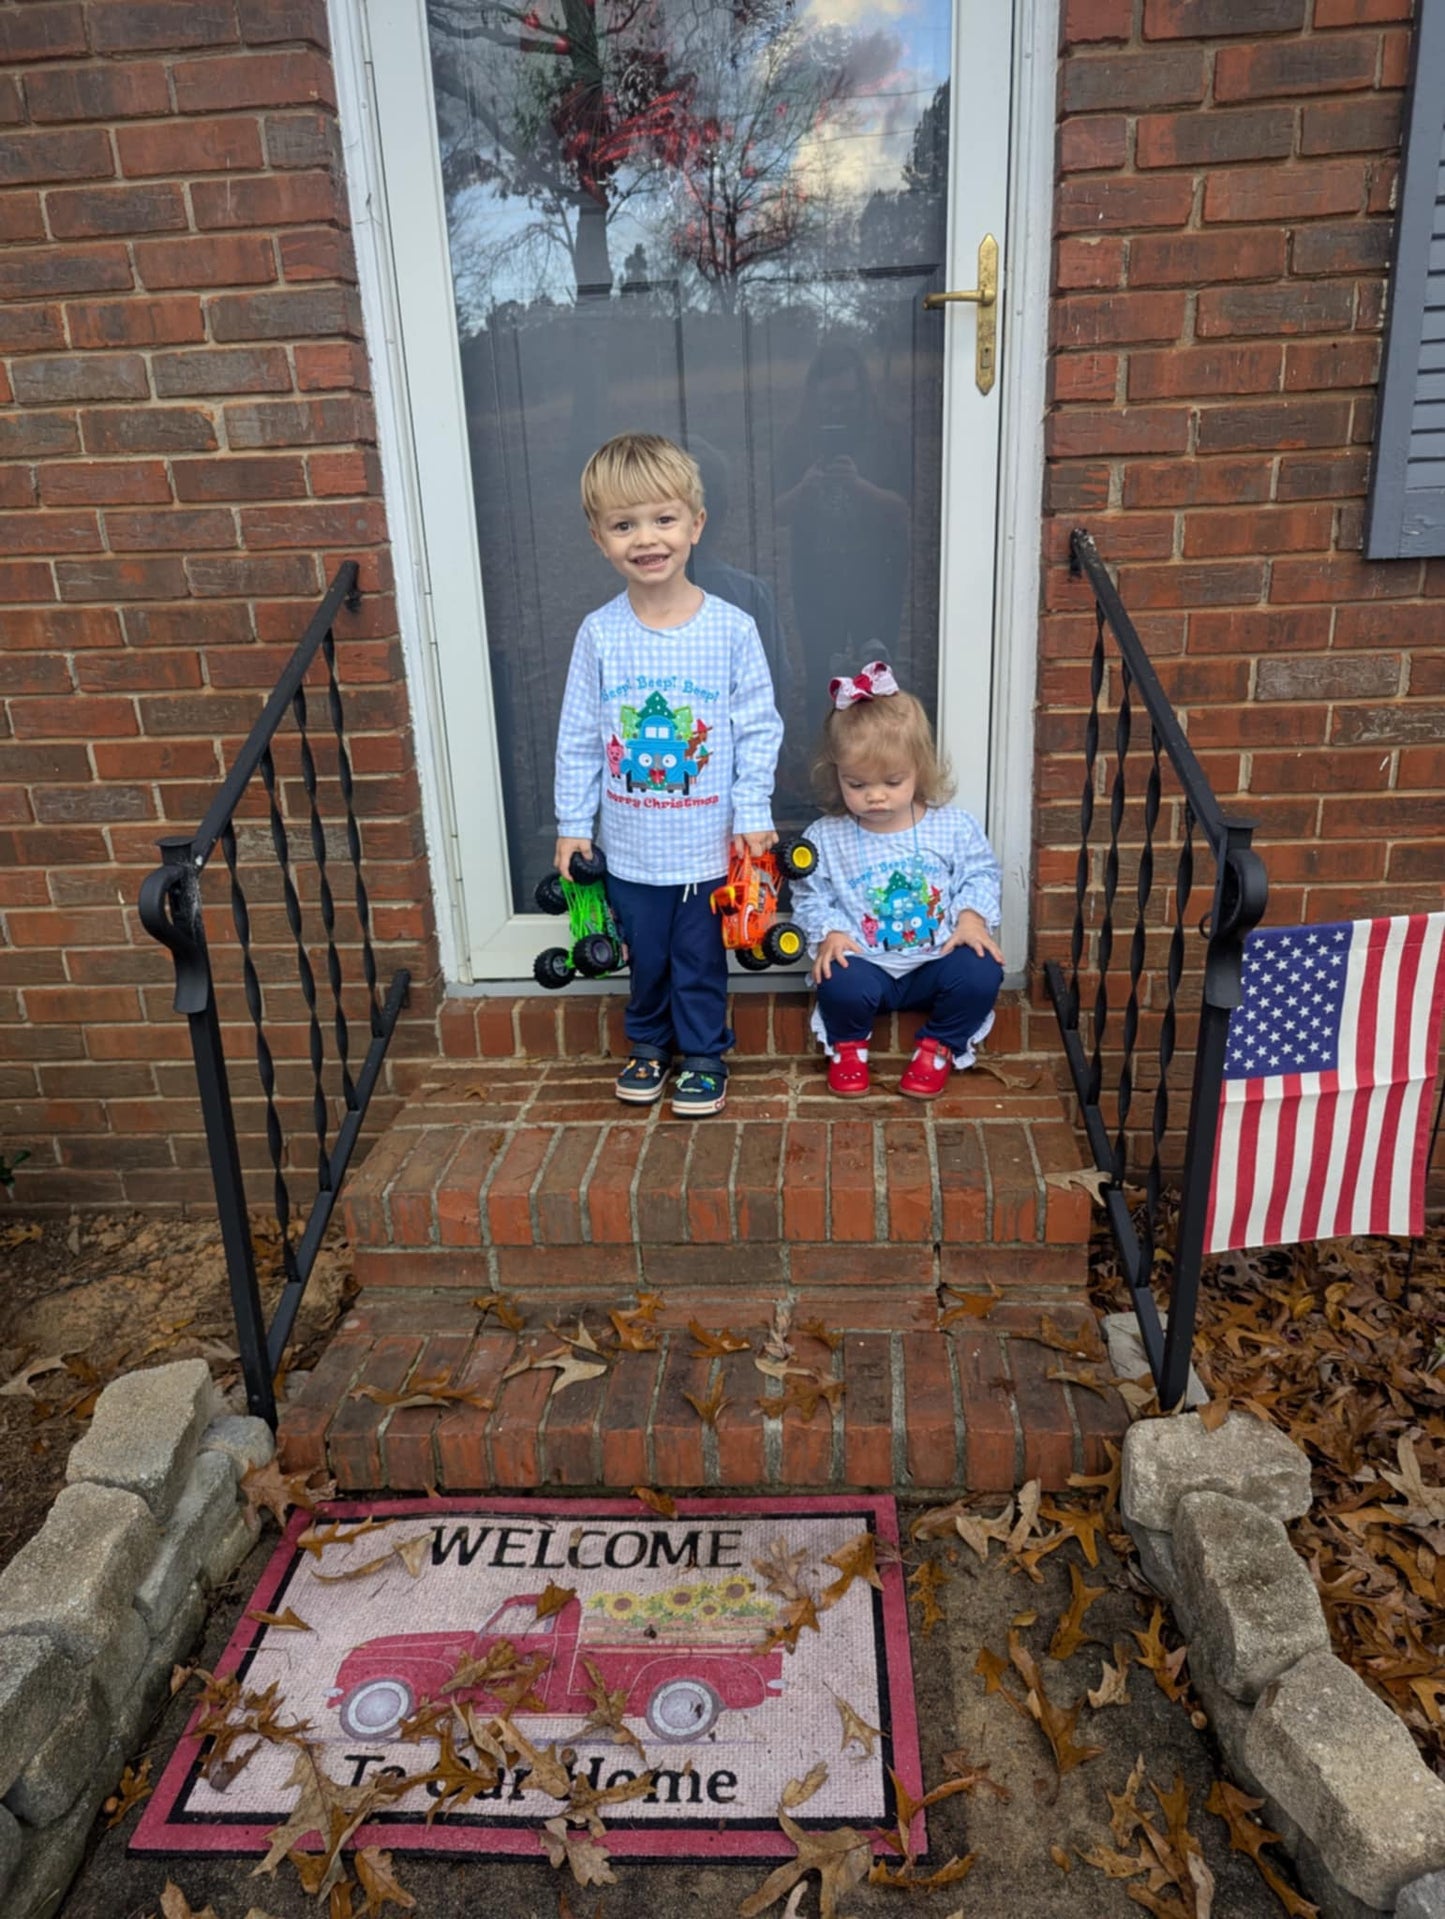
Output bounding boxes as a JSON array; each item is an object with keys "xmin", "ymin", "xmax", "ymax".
[{"xmin": 133, "ymin": 1494, "xmax": 923, "ymax": 1862}]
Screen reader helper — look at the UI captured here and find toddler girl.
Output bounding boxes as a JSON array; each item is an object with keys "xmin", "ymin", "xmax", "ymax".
[{"xmin": 790, "ymin": 663, "xmax": 1004, "ymax": 1098}]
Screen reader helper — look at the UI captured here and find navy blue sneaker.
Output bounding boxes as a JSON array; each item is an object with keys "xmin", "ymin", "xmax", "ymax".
[
  {"xmin": 615, "ymin": 1054, "xmax": 669, "ymax": 1105},
  {"xmin": 671, "ymin": 1064, "xmax": 727, "ymax": 1117}
]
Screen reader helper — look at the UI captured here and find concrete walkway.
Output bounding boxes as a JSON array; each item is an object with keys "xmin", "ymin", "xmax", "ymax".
[{"xmin": 61, "ymin": 1511, "xmax": 1295, "ymax": 1918}]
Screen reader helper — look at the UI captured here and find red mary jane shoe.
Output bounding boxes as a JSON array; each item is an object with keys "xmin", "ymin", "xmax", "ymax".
[
  {"xmin": 899, "ymin": 1038, "xmax": 952, "ymax": 1100},
  {"xmin": 827, "ymin": 1041, "xmax": 870, "ymax": 1097}
]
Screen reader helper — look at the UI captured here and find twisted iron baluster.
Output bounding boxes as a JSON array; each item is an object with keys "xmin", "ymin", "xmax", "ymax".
[
  {"xmin": 1147, "ymin": 798, "xmax": 1196, "ymax": 1271},
  {"xmin": 1114, "ymin": 698, "xmax": 1160, "ymax": 1185},
  {"xmin": 1089, "ymin": 652, "xmax": 1130, "ymax": 1154},
  {"xmin": 1068, "ymin": 605, "xmax": 1106, "ymax": 1030},
  {"xmin": 259, "ymin": 742, "xmax": 330, "ymax": 1194},
  {"xmin": 293, "ymin": 675, "xmax": 356, "ymax": 1114},
  {"xmin": 324, "ymin": 629, "xmax": 381, "ymax": 1034},
  {"xmin": 221, "ymin": 822, "xmax": 295, "ymax": 1285}
]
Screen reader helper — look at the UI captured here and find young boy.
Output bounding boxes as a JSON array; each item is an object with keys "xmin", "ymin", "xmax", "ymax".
[{"xmin": 554, "ymin": 434, "xmax": 783, "ymax": 1116}]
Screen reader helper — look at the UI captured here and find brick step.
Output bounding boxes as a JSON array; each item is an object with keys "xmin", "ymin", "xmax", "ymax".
[
  {"xmin": 278, "ymin": 1292, "xmax": 1126, "ymax": 1496},
  {"xmin": 343, "ymin": 1058, "xmax": 1094, "ymax": 1316},
  {"xmin": 427, "ymin": 987, "xmax": 1048, "ymax": 1074}
]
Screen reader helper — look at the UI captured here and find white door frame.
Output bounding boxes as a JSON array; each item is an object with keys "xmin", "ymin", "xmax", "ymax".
[{"xmin": 328, "ymin": 0, "xmax": 1056, "ymax": 983}]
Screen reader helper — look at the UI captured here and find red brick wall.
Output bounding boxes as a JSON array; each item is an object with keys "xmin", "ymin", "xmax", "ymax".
[
  {"xmin": 1043, "ymin": 0, "xmax": 1444, "ymax": 1189},
  {"xmin": 0, "ymin": 0, "xmax": 437, "ymax": 1207}
]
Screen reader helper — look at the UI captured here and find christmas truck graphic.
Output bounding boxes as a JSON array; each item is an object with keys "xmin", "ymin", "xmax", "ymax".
[
  {"xmin": 328, "ymin": 1582, "xmax": 785, "ymax": 1744},
  {"xmin": 612, "ymin": 691, "xmax": 710, "ymax": 794}
]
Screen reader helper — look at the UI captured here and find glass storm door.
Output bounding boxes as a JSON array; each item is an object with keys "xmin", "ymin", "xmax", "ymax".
[{"xmin": 367, "ymin": 0, "xmax": 1012, "ymax": 979}]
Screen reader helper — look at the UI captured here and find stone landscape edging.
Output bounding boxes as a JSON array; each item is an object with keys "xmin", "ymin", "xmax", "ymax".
[
  {"xmin": 1123, "ymin": 1409, "xmax": 1445, "ymax": 1918},
  {"xmin": 0, "ymin": 1359, "xmax": 270, "ymax": 1919}
]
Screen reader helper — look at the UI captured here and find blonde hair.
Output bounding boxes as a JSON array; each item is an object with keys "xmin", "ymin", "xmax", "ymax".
[
  {"xmin": 581, "ymin": 433, "xmax": 704, "ymax": 524},
  {"xmin": 813, "ymin": 685, "xmax": 954, "ymax": 813}
]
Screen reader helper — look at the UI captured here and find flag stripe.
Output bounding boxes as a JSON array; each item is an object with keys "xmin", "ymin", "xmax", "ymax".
[{"xmin": 1207, "ymin": 912, "xmax": 1445, "ymax": 1255}]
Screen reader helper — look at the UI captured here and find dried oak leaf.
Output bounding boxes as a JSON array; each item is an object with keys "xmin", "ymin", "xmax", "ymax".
[
  {"xmin": 682, "ymin": 1378, "xmax": 730, "ymax": 1427},
  {"xmin": 1087, "ymin": 1643, "xmax": 1133, "ymax": 1710},
  {"xmin": 254, "ymin": 1744, "xmax": 404, "ymax": 1899},
  {"xmin": 354, "ymin": 1847, "xmax": 416, "ymax": 1915},
  {"xmin": 1134, "ymin": 1604, "xmax": 1190, "ymax": 1701},
  {"xmin": 827, "ymin": 1687, "xmax": 882, "ymax": 1757},
  {"xmin": 540, "ymin": 1816, "xmax": 616, "ymax": 1888},
  {"xmin": 296, "ymin": 1518, "xmax": 388, "ymax": 1560},
  {"xmin": 472, "ymin": 1291, "xmax": 526, "ymax": 1333},
  {"xmin": 755, "ymin": 1591, "xmax": 820, "ymax": 1657},
  {"xmin": 780, "ymin": 1761, "xmax": 828, "ymax": 1809},
  {"xmin": 752, "ymin": 1536, "xmax": 811, "ymax": 1602},
  {"xmin": 103, "ymin": 1758, "xmax": 153, "ymax": 1828},
  {"xmin": 939, "ymin": 1747, "xmax": 1011, "ymax": 1802},
  {"xmin": 1009, "ymin": 1631, "xmax": 1103, "ymax": 1776},
  {"xmin": 631, "ymin": 1486, "xmax": 677, "ymax": 1519},
  {"xmin": 246, "ymin": 1606, "xmax": 311, "ymax": 1632},
  {"xmin": 535, "ymin": 1580, "xmax": 577, "ymax": 1620},
  {"xmin": 159, "ymin": 1885, "xmax": 220, "ymax": 1919},
  {"xmin": 793, "ymin": 1316, "xmax": 844, "ymax": 1351},
  {"xmin": 1205, "ymin": 1780, "xmax": 1318, "ymax": 1918},
  {"xmin": 241, "ymin": 1460, "xmax": 334, "ymax": 1532},
  {"xmin": 819, "ymin": 1531, "xmax": 884, "ymax": 1610},
  {"xmin": 1047, "ymin": 1561, "xmax": 1106, "ymax": 1662},
  {"xmin": 1039, "ymin": 1498, "xmax": 1107, "ymax": 1567},
  {"xmin": 565, "ymin": 1765, "xmax": 658, "ymax": 1837},
  {"xmin": 578, "ymin": 1657, "xmax": 646, "ymax": 1758},
  {"xmin": 688, "ymin": 1320, "xmax": 750, "ymax": 1356},
  {"xmin": 908, "ymin": 1559, "xmax": 948, "ymax": 1636},
  {"xmin": 739, "ymin": 1811, "xmax": 870, "ymax": 1919}
]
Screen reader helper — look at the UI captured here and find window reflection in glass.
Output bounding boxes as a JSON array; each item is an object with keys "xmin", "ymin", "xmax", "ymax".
[{"xmin": 427, "ymin": 0, "xmax": 950, "ymax": 907}]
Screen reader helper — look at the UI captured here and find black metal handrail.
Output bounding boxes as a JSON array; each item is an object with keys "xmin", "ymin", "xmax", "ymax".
[
  {"xmin": 140, "ymin": 562, "xmax": 409, "ymax": 1426},
  {"xmin": 1046, "ymin": 529, "xmax": 1269, "ymax": 1411}
]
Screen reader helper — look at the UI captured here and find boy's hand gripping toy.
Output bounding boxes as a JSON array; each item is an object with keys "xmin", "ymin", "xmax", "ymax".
[
  {"xmin": 710, "ymin": 835, "xmax": 817, "ymax": 970},
  {"xmin": 533, "ymin": 847, "xmax": 625, "ymax": 990}
]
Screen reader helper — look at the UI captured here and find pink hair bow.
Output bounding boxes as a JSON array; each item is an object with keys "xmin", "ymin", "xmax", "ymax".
[{"xmin": 829, "ymin": 661, "xmax": 898, "ymax": 709}]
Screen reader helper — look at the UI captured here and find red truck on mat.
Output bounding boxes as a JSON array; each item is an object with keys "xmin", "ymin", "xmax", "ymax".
[{"xmin": 327, "ymin": 1593, "xmax": 788, "ymax": 1743}]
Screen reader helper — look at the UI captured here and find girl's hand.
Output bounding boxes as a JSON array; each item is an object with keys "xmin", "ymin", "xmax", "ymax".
[
  {"xmin": 554, "ymin": 836, "xmax": 593, "ymax": 878},
  {"xmin": 732, "ymin": 830, "xmax": 778, "ymax": 856},
  {"xmin": 941, "ymin": 909, "xmax": 1004, "ymax": 966},
  {"xmin": 812, "ymin": 932, "xmax": 864, "ymax": 982}
]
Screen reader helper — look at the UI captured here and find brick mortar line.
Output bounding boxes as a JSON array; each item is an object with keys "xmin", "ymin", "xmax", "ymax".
[
  {"xmin": 424, "ymin": 1126, "xmax": 470, "ymax": 1246},
  {"xmin": 924, "ymin": 1118, "xmax": 942, "ymax": 1247},
  {"xmin": 888, "ymin": 1333, "xmax": 908, "ymax": 1488},
  {"xmin": 473, "ymin": 1121, "xmax": 510, "ymax": 1250},
  {"xmin": 871, "ymin": 1119, "xmax": 888, "ymax": 1241},
  {"xmin": 944, "ymin": 1325, "xmax": 966, "ymax": 1493},
  {"xmin": 977, "ymin": 1118, "xmax": 994, "ymax": 1241},
  {"xmin": 575, "ymin": 1123, "xmax": 610, "ymax": 1247},
  {"xmin": 723, "ymin": 1118, "xmax": 743, "ymax": 1243},
  {"xmin": 677, "ymin": 1120, "xmax": 700, "ymax": 1245},
  {"xmin": 640, "ymin": 1328, "xmax": 666, "ymax": 1485},
  {"xmin": 525, "ymin": 1124, "xmax": 564, "ymax": 1246},
  {"xmin": 626, "ymin": 1103, "xmax": 657, "ymax": 1248},
  {"xmin": 1059, "ymin": 1374, "xmax": 1086, "ymax": 1480},
  {"xmin": 1022, "ymin": 1118, "xmax": 1048, "ymax": 1245},
  {"xmin": 996, "ymin": 1335, "xmax": 1026, "ymax": 1489},
  {"xmin": 701, "ymin": 1356, "xmax": 721, "ymax": 1487}
]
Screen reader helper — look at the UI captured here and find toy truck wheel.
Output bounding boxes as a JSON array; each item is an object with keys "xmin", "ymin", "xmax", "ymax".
[
  {"xmin": 574, "ymin": 933, "xmax": 621, "ymax": 978},
  {"xmin": 338, "ymin": 1676, "xmax": 413, "ymax": 1742},
  {"xmin": 534, "ymin": 871, "xmax": 567, "ymax": 915},
  {"xmin": 763, "ymin": 923, "xmax": 806, "ymax": 966},
  {"xmin": 778, "ymin": 835, "xmax": 818, "ymax": 879},
  {"xmin": 569, "ymin": 847, "xmax": 607, "ymax": 884},
  {"xmin": 734, "ymin": 945, "xmax": 771, "ymax": 972},
  {"xmin": 646, "ymin": 1677, "xmax": 722, "ymax": 1742},
  {"xmin": 533, "ymin": 947, "xmax": 575, "ymax": 990}
]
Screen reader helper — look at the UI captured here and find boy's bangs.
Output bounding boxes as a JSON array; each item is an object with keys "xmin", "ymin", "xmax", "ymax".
[{"xmin": 583, "ymin": 437, "xmax": 703, "ymax": 520}]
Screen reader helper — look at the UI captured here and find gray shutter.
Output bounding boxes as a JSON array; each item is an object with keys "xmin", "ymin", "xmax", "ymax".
[{"xmin": 1366, "ymin": 0, "xmax": 1445, "ymax": 559}]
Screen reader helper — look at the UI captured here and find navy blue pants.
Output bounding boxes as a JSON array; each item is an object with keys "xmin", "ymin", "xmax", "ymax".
[
  {"xmin": 814, "ymin": 946, "xmax": 1003, "ymax": 1052},
  {"xmin": 606, "ymin": 873, "xmax": 733, "ymax": 1066}
]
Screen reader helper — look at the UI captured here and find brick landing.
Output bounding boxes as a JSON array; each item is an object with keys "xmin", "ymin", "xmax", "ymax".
[
  {"xmin": 278, "ymin": 1291, "xmax": 1126, "ymax": 1496},
  {"xmin": 343, "ymin": 1055, "xmax": 1093, "ymax": 1324}
]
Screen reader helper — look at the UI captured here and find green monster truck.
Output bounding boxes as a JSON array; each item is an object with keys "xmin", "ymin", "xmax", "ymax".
[{"xmin": 533, "ymin": 847, "xmax": 625, "ymax": 989}]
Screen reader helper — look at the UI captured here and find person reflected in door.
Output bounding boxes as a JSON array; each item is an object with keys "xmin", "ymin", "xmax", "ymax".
[
  {"xmin": 790, "ymin": 664, "xmax": 1003, "ymax": 1101},
  {"xmin": 685, "ymin": 435, "xmax": 795, "ymax": 714},
  {"xmin": 554, "ymin": 434, "xmax": 783, "ymax": 1119},
  {"xmin": 775, "ymin": 342, "xmax": 910, "ymax": 698}
]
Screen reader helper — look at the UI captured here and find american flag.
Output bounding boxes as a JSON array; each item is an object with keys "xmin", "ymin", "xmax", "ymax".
[{"xmin": 1205, "ymin": 913, "xmax": 1445, "ymax": 1254}]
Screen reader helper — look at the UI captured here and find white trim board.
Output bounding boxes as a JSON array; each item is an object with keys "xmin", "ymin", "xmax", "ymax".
[{"xmin": 328, "ymin": 0, "xmax": 1056, "ymax": 985}]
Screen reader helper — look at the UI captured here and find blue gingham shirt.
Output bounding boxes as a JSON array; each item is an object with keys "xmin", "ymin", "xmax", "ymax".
[
  {"xmin": 791, "ymin": 806, "xmax": 1002, "ymax": 977},
  {"xmin": 555, "ymin": 591, "xmax": 783, "ymax": 886}
]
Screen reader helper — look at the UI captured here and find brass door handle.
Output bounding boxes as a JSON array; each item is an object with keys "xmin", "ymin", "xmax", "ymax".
[{"xmin": 923, "ymin": 234, "xmax": 997, "ymax": 393}]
